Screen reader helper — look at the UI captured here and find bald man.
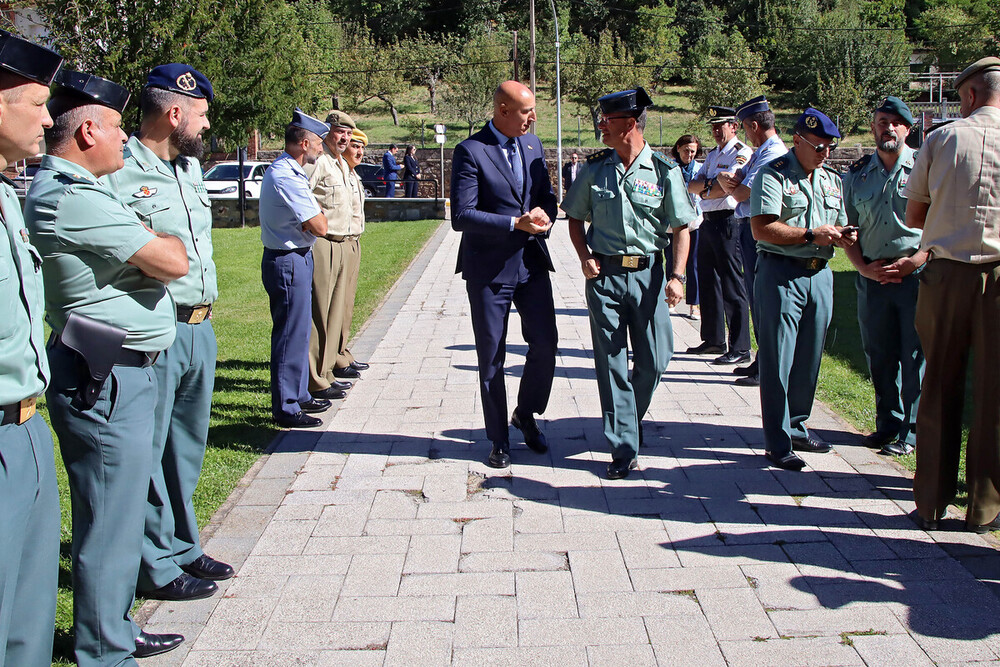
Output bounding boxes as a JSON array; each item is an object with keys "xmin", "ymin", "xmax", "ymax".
[{"xmin": 451, "ymin": 80, "xmax": 559, "ymax": 469}]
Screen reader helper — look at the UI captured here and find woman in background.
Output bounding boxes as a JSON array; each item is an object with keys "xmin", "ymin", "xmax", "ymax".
[
  {"xmin": 403, "ymin": 145, "xmax": 420, "ymax": 198},
  {"xmin": 668, "ymin": 134, "xmax": 703, "ymax": 319}
]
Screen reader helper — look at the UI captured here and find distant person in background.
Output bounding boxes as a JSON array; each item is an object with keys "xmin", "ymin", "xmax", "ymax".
[
  {"xmin": 562, "ymin": 152, "xmax": 581, "ymax": 194},
  {"xmin": 403, "ymin": 144, "xmax": 420, "ymax": 197},
  {"xmin": 382, "ymin": 143, "xmax": 402, "ymax": 197},
  {"xmin": 666, "ymin": 135, "xmax": 703, "ymax": 320}
]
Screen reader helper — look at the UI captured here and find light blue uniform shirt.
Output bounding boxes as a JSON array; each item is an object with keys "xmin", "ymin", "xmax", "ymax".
[
  {"xmin": 259, "ymin": 152, "xmax": 321, "ymax": 250},
  {"xmin": 0, "ymin": 178, "xmax": 48, "ymax": 403},
  {"xmin": 734, "ymin": 134, "xmax": 788, "ymax": 219},
  {"xmin": 842, "ymin": 146, "xmax": 920, "ymax": 261}
]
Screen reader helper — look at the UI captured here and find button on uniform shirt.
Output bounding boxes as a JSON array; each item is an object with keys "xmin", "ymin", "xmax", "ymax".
[
  {"xmin": 696, "ymin": 136, "xmax": 753, "ymax": 212},
  {"xmin": 259, "ymin": 152, "xmax": 322, "ymax": 250},
  {"xmin": 0, "ymin": 176, "xmax": 48, "ymax": 404},
  {"xmin": 562, "ymin": 143, "xmax": 697, "ymax": 255},
  {"xmin": 751, "ymin": 151, "xmax": 847, "ymax": 259},
  {"xmin": 24, "ymin": 155, "xmax": 177, "ymax": 352},
  {"xmin": 107, "ymin": 136, "xmax": 218, "ymax": 307},
  {"xmin": 842, "ymin": 145, "xmax": 921, "ymax": 261},
  {"xmin": 306, "ymin": 145, "xmax": 357, "ymax": 236},
  {"xmin": 347, "ymin": 167, "xmax": 366, "ymax": 233},
  {"xmin": 734, "ymin": 134, "xmax": 788, "ymax": 219},
  {"xmin": 904, "ymin": 105, "xmax": 1000, "ymax": 264}
]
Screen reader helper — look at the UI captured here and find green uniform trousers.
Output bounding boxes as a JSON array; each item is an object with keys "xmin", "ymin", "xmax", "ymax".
[
  {"xmin": 139, "ymin": 320, "xmax": 216, "ymax": 590},
  {"xmin": 338, "ymin": 238, "xmax": 360, "ymax": 370},
  {"xmin": 755, "ymin": 253, "xmax": 833, "ymax": 456},
  {"xmin": 0, "ymin": 413, "xmax": 59, "ymax": 667},
  {"xmin": 586, "ymin": 257, "xmax": 673, "ymax": 459},
  {"xmin": 308, "ymin": 237, "xmax": 356, "ymax": 392},
  {"xmin": 47, "ymin": 344, "xmax": 156, "ymax": 667},
  {"xmin": 856, "ymin": 273, "xmax": 923, "ymax": 445},
  {"xmin": 914, "ymin": 259, "xmax": 1000, "ymax": 526}
]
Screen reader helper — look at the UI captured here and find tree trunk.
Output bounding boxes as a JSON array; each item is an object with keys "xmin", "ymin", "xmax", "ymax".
[
  {"xmin": 377, "ymin": 95, "xmax": 400, "ymax": 125},
  {"xmin": 428, "ymin": 78, "xmax": 437, "ymax": 114},
  {"xmin": 590, "ymin": 105, "xmax": 601, "ymax": 140}
]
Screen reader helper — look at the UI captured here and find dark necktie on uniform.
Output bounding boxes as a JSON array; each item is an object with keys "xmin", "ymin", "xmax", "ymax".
[{"xmin": 505, "ymin": 137, "xmax": 524, "ymax": 196}]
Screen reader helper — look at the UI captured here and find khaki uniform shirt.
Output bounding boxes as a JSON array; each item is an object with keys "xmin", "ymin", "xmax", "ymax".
[
  {"xmin": 347, "ymin": 167, "xmax": 366, "ymax": 234},
  {"xmin": 307, "ymin": 145, "xmax": 357, "ymax": 237},
  {"xmin": 904, "ymin": 105, "xmax": 1000, "ymax": 264}
]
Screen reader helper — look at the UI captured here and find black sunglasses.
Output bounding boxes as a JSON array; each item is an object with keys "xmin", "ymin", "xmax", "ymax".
[{"xmin": 796, "ymin": 133, "xmax": 838, "ymax": 153}]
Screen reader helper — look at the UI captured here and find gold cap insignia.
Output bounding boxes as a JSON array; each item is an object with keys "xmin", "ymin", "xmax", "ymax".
[
  {"xmin": 708, "ymin": 108, "xmax": 717, "ymax": 117},
  {"xmin": 176, "ymin": 72, "xmax": 197, "ymax": 92},
  {"xmin": 805, "ymin": 115, "xmax": 818, "ymax": 129}
]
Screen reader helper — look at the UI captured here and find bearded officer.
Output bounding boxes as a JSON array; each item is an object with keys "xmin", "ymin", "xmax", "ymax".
[
  {"xmin": 564, "ymin": 88, "xmax": 695, "ymax": 479},
  {"xmin": 105, "ymin": 64, "xmax": 234, "ymax": 604},
  {"xmin": 0, "ymin": 31, "xmax": 62, "ymax": 667},
  {"xmin": 25, "ymin": 70, "xmax": 189, "ymax": 664},
  {"xmin": 842, "ymin": 96, "xmax": 925, "ymax": 457}
]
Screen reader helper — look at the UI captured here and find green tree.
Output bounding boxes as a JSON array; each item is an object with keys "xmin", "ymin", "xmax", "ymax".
[
  {"xmin": 631, "ymin": 0, "xmax": 683, "ymax": 85},
  {"xmin": 440, "ymin": 31, "xmax": 512, "ymax": 136},
  {"xmin": 687, "ymin": 29, "xmax": 768, "ymax": 116},
  {"xmin": 916, "ymin": 3, "xmax": 999, "ymax": 71},
  {"xmin": 334, "ymin": 24, "xmax": 409, "ymax": 124},
  {"xmin": 402, "ymin": 32, "xmax": 460, "ymax": 114},
  {"xmin": 560, "ymin": 31, "xmax": 645, "ymax": 138}
]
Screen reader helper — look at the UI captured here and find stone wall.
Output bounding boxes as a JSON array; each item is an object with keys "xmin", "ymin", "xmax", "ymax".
[{"xmin": 210, "ymin": 196, "xmax": 445, "ymax": 228}]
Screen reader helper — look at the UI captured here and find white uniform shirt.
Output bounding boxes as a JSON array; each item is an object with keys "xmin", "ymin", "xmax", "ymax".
[{"xmin": 696, "ymin": 136, "xmax": 753, "ymax": 213}]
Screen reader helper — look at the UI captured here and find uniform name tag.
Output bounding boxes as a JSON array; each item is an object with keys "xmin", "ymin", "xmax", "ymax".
[{"xmin": 633, "ymin": 180, "xmax": 663, "ymax": 197}]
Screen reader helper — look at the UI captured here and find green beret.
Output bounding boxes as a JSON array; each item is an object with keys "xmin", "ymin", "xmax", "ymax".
[
  {"xmin": 954, "ymin": 56, "xmax": 1000, "ymax": 90},
  {"xmin": 874, "ymin": 96, "xmax": 914, "ymax": 126},
  {"xmin": 324, "ymin": 110, "xmax": 357, "ymax": 130}
]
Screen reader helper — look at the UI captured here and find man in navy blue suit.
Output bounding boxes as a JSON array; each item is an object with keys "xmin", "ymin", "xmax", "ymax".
[
  {"xmin": 382, "ymin": 144, "xmax": 402, "ymax": 197},
  {"xmin": 451, "ymin": 80, "xmax": 559, "ymax": 469}
]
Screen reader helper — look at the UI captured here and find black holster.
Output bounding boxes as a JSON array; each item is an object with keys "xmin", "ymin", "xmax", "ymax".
[{"xmin": 60, "ymin": 312, "xmax": 126, "ymax": 410}]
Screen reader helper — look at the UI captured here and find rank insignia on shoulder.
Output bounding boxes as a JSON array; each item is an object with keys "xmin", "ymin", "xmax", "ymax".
[
  {"xmin": 848, "ymin": 155, "xmax": 870, "ymax": 173},
  {"xmin": 770, "ymin": 156, "xmax": 789, "ymax": 170},
  {"xmin": 587, "ymin": 149, "xmax": 612, "ymax": 163},
  {"xmin": 133, "ymin": 186, "xmax": 157, "ymax": 198},
  {"xmin": 652, "ymin": 152, "xmax": 675, "ymax": 167}
]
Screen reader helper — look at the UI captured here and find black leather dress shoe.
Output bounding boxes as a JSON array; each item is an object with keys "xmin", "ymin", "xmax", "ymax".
[
  {"xmin": 862, "ymin": 431, "xmax": 896, "ymax": 449},
  {"xmin": 967, "ymin": 514, "xmax": 1000, "ymax": 534},
  {"xmin": 487, "ymin": 442, "xmax": 510, "ymax": 469},
  {"xmin": 350, "ymin": 360, "xmax": 370, "ymax": 371},
  {"xmin": 765, "ymin": 451, "xmax": 806, "ymax": 471},
  {"xmin": 310, "ymin": 386, "xmax": 348, "ymax": 400},
  {"xmin": 133, "ymin": 631, "xmax": 184, "ymax": 658},
  {"xmin": 511, "ymin": 407, "xmax": 547, "ymax": 454},
  {"xmin": 879, "ymin": 440, "xmax": 914, "ymax": 456},
  {"xmin": 607, "ymin": 456, "xmax": 638, "ymax": 480},
  {"xmin": 333, "ymin": 365, "xmax": 362, "ymax": 379},
  {"xmin": 686, "ymin": 342, "xmax": 726, "ymax": 355},
  {"xmin": 275, "ymin": 411, "xmax": 322, "ymax": 428},
  {"xmin": 733, "ymin": 359, "xmax": 758, "ymax": 376},
  {"xmin": 734, "ymin": 374, "xmax": 760, "ymax": 387},
  {"xmin": 713, "ymin": 350, "xmax": 752, "ymax": 365},
  {"xmin": 143, "ymin": 573, "xmax": 217, "ymax": 601},
  {"xmin": 300, "ymin": 398, "xmax": 332, "ymax": 414},
  {"xmin": 791, "ymin": 436, "xmax": 831, "ymax": 453},
  {"xmin": 181, "ymin": 554, "xmax": 235, "ymax": 581}
]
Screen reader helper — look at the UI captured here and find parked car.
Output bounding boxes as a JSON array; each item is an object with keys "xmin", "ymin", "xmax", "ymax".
[
  {"xmin": 354, "ymin": 163, "xmax": 387, "ymax": 198},
  {"xmin": 203, "ymin": 161, "xmax": 270, "ymax": 198},
  {"xmin": 12, "ymin": 164, "xmax": 40, "ymax": 195}
]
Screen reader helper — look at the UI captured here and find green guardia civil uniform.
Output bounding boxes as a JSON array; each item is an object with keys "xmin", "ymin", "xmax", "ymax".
[
  {"xmin": 751, "ymin": 150, "xmax": 846, "ymax": 457},
  {"xmin": 106, "ymin": 136, "xmax": 219, "ymax": 591},
  {"xmin": 842, "ymin": 146, "xmax": 923, "ymax": 447},
  {"xmin": 25, "ymin": 154, "xmax": 176, "ymax": 667},
  {"xmin": 562, "ymin": 144, "xmax": 696, "ymax": 459},
  {"xmin": 0, "ymin": 176, "xmax": 60, "ymax": 667}
]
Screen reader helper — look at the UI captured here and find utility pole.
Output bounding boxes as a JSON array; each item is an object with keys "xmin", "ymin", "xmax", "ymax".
[
  {"xmin": 529, "ymin": 0, "xmax": 536, "ymax": 134},
  {"xmin": 512, "ymin": 31, "xmax": 519, "ymax": 81}
]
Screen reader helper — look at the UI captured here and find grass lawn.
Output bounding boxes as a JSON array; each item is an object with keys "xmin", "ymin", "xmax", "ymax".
[{"xmin": 49, "ymin": 219, "xmax": 441, "ymax": 665}]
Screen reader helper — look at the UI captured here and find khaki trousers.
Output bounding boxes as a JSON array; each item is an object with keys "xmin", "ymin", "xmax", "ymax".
[
  {"xmin": 914, "ymin": 258, "xmax": 1000, "ymax": 526},
  {"xmin": 336, "ymin": 238, "xmax": 360, "ymax": 370},
  {"xmin": 308, "ymin": 237, "xmax": 349, "ymax": 392}
]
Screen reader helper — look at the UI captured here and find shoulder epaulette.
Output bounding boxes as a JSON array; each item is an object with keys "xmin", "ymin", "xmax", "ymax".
[
  {"xmin": 822, "ymin": 162, "xmax": 844, "ymax": 176},
  {"xmin": 587, "ymin": 148, "xmax": 612, "ymax": 163},
  {"xmin": 734, "ymin": 141, "xmax": 746, "ymax": 151},
  {"xmin": 652, "ymin": 151, "xmax": 677, "ymax": 168},
  {"xmin": 769, "ymin": 156, "xmax": 789, "ymax": 171},
  {"xmin": 848, "ymin": 154, "xmax": 871, "ymax": 174}
]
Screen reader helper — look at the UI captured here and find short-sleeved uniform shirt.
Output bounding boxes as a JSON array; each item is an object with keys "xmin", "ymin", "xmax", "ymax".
[
  {"xmin": 842, "ymin": 145, "xmax": 920, "ymax": 261},
  {"xmin": 751, "ymin": 150, "xmax": 847, "ymax": 259},
  {"xmin": 734, "ymin": 134, "xmax": 788, "ymax": 219},
  {"xmin": 562, "ymin": 143, "xmax": 697, "ymax": 255},
  {"xmin": 306, "ymin": 145, "xmax": 358, "ymax": 237},
  {"xmin": 259, "ymin": 152, "xmax": 322, "ymax": 250},
  {"xmin": 696, "ymin": 136, "xmax": 753, "ymax": 212},
  {"xmin": 904, "ymin": 105, "xmax": 1000, "ymax": 264},
  {"xmin": 24, "ymin": 155, "xmax": 177, "ymax": 353},
  {"xmin": 347, "ymin": 166, "xmax": 366, "ymax": 233},
  {"xmin": 0, "ymin": 178, "xmax": 48, "ymax": 404},
  {"xmin": 107, "ymin": 135, "xmax": 218, "ymax": 307}
]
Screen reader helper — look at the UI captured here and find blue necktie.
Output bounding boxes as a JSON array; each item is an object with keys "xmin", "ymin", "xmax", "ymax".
[{"xmin": 506, "ymin": 138, "xmax": 524, "ymax": 196}]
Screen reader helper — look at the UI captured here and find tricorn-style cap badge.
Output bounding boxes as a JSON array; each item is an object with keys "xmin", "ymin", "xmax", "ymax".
[
  {"xmin": 176, "ymin": 72, "xmax": 197, "ymax": 92},
  {"xmin": 805, "ymin": 115, "xmax": 818, "ymax": 129}
]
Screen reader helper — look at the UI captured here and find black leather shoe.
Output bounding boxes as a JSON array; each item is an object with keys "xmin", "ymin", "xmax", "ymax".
[
  {"xmin": 879, "ymin": 440, "xmax": 914, "ymax": 456},
  {"xmin": 791, "ymin": 436, "xmax": 831, "ymax": 453},
  {"xmin": 968, "ymin": 515, "xmax": 1000, "ymax": 534},
  {"xmin": 765, "ymin": 451, "xmax": 806, "ymax": 471},
  {"xmin": 181, "ymin": 554, "xmax": 234, "ymax": 581},
  {"xmin": 275, "ymin": 411, "xmax": 323, "ymax": 428},
  {"xmin": 917, "ymin": 516, "xmax": 939, "ymax": 531},
  {"xmin": 310, "ymin": 386, "xmax": 348, "ymax": 400},
  {"xmin": 607, "ymin": 456, "xmax": 638, "ymax": 480},
  {"xmin": 487, "ymin": 442, "xmax": 510, "ymax": 469},
  {"xmin": 133, "ymin": 631, "xmax": 184, "ymax": 658},
  {"xmin": 686, "ymin": 342, "xmax": 726, "ymax": 355},
  {"xmin": 733, "ymin": 359, "xmax": 758, "ymax": 376},
  {"xmin": 862, "ymin": 431, "xmax": 896, "ymax": 449},
  {"xmin": 734, "ymin": 374, "xmax": 760, "ymax": 387},
  {"xmin": 713, "ymin": 350, "xmax": 752, "ymax": 365},
  {"xmin": 333, "ymin": 365, "xmax": 362, "ymax": 379},
  {"xmin": 511, "ymin": 407, "xmax": 547, "ymax": 454},
  {"xmin": 350, "ymin": 360, "xmax": 370, "ymax": 371},
  {"xmin": 300, "ymin": 398, "xmax": 332, "ymax": 414},
  {"xmin": 143, "ymin": 573, "xmax": 217, "ymax": 601}
]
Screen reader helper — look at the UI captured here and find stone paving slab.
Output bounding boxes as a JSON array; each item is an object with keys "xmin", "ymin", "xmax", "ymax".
[{"xmin": 140, "ymin": 220, "xmax": 1000, "ymax": 665}]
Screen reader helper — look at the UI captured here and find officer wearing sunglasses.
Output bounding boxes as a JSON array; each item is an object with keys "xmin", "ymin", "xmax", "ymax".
[{"xmin": 749, "ymin": 108, "xmax": 857, "ymax": 471}]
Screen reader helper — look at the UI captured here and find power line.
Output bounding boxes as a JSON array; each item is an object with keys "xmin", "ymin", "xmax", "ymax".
[{"xmin": 307, "ymin": 59, "xmax": 510, "ymax": 76}]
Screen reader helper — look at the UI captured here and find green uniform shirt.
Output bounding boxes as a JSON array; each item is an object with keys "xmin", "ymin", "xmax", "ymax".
[
  {"xmin": 751, "ymin": 150, "xmax": 847, "ymax": 259},
  {"xmin": 106, "ymin": 136, "xmax": 217, "ymax": 306},
  {"xmin": 562, "ymin": 143, "xmax": 696, "ymax": 255},
  {"xmin": 842, "ymin": 146, "xmax": 920, "ymax": 261},
  {"xmin": 25, "ymin": 155, "xmax": 176, "ymax": 353},
  {"xmin": 0, "ymin": 178, "xmax": 48, "ymax": 404}
]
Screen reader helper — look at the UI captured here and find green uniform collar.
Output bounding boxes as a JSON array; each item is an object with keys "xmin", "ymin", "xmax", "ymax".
[
  {"xmin": 39, "ymin": 154, "xmax": 98, "ymax": 184},
  {"xmin": 124, "ymin": 135, "xmax": 179, "ymax": 179}
]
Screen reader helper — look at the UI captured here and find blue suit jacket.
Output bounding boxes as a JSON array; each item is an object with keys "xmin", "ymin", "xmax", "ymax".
[
  {"xmin": 382, "ymin": 151, "xmax": 401, "ymax": 181},
  {"xmin": 451, "ymin": 125, "xmax": 557, "ymax": 286}
]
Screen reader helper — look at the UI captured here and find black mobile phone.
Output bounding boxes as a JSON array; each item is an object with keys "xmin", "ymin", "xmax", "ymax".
[{"xmin": 840, "ymin": 226, "xmax": 859, "ymax": 234}]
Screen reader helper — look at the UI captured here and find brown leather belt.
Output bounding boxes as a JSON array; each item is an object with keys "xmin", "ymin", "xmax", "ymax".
[
  {"xmin": 177, "ymin": 304, "xmax": 212, "ymax": 324},
  {"xmin": 325, "ymin": 234, "xmax": 361, "ymax": 242},
  {"xmin": 1, "ymin": 397, "xmax": 37, "ymax": 426},
  {"xmin": 761, "ymin": 251, "xmax": 827, "ymax": 271}
]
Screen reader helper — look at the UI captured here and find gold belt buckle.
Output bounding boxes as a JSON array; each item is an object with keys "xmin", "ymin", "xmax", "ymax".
[
  {"xmin": 19, "ymin": 397, "xmax": 36, "ymax": 425},
  {"xmin": 189, "ymin": 306, "xmax": 209, "ymax": 324},
  {"xmin": 621, "ymin": 255, "xmax": 640, "ymax": 269},
  {"xmin": 806, "ymin": 258, "xmax": 822, "ymax": 270}
]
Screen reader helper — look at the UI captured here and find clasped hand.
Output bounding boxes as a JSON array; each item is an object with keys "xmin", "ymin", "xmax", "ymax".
[{"xmin": 515, "ymin": 207, "xmax": 553, "ymax": 235}]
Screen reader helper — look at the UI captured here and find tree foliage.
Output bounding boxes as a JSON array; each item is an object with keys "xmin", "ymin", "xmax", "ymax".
[
  {"xmin": 560, "ymin": 31, "xmax": 645, "ymax": 138},
  {"xmin": 440, "ymin": 31, "xmax": 511, "ymax": 136},
  {"xmin": 333, "ymin": 24, "xmax": 409, "ymax": 124},
  {"xmin": 687, "ymin": 30, "xmax": 768, "ymax": 116}
]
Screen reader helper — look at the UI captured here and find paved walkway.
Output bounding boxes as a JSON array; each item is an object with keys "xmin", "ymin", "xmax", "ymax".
[{"xmin": 142, "ymin": 221, "xmax": 1000, "ymax": 666}]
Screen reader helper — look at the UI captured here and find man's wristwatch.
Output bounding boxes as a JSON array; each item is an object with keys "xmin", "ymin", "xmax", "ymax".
[
  {"xmin": 804, "ymin": 228, "xmax": 815, "ymax": 244},
  {"xmin": 670, "ymin": 272, "xmax": 687, "ymax": 285}
]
